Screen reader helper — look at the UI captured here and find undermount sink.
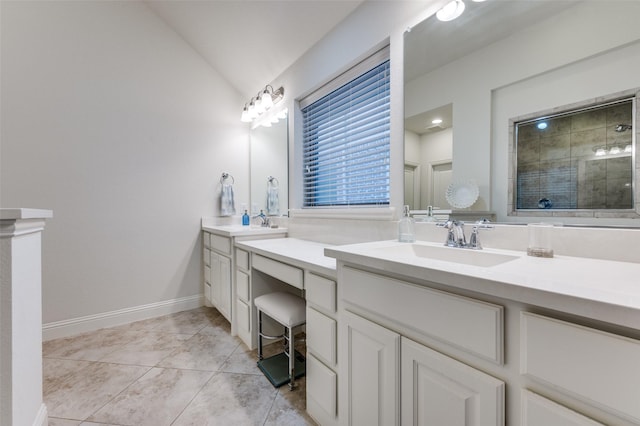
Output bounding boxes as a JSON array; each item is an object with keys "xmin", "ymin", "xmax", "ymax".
[{"xmin": 374, "ymin": 243, "xmax": 519, "ymax": 267}]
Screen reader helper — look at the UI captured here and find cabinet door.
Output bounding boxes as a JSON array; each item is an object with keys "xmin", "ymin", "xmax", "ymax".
[
  {"xmin": 210, "ymin": 253, "xmax": 231, "ymax": 321},
  {"xmin": 341, "ymin": 311, "xmax": 400, "ymax": 426},
  {"xmin": 401, "ymin": 337, "xmax": 504, "ymax": 426}
]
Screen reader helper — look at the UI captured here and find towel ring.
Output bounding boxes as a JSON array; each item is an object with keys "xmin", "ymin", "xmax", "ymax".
[
  {"xmin": 267, "ymin": 176, "xmax": 279, "ymax": 188},
  {"xmin": 220, "ymin": 172, "xmax": 234, "ymax": 185}
]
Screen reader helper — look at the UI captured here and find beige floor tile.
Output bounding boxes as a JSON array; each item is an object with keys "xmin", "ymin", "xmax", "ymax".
[
  {"xmin": 172, "ymin": 372, "xmax": 277, "ymax": 426},
  {"xmin": 43, "ymin": 358, "xmax": 94, "ymax": 395},
  {"xmin": 88, "ymin": 367, "xmax": 214, "ymax": 426},
  {"xmin": 97, "ymin": 331, "xmax": 192, "ymax": 366},
  {"xmin": 45, "ymin": 362, "xmax": 150, "ymax": 420},
  {"xmin": 43, "ymin": 307, "xmax": 310, "ymax": 424},
  {"xmin": 43, "ymin": 328, "xmax": 148, "ymax": 361},
  {"xmin": 265, "ymin": 376, "xmax": 315, "ymax": 426},
  {"xmin": 148, "ymin": 309, "xmax": 217, "ymax": 334},
  {"xmin": 157, "ymin": 333, "xmax": 240, "ymax": 371},
  {"xmin": 219, "ymin": 345, "xmax": 262, "ymax": 375},
  {"xmin": 48, "ymin": 418, "xmax": 81, "ymax": 426}
]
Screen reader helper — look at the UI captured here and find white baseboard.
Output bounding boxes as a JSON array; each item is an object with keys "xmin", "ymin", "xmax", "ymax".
[
  {"xmin": 33, "ymin": 403, "xmax": 48, "ymax": 426},
  {"xmin": 42, "ymin": 295, "xmax": 204, "ymax": 341}
]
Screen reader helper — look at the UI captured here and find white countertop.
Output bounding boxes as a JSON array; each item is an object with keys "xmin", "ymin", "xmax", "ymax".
[
  {"xmin": 325, "ymin": 240, "xmax": 640, "ymax": 330},
  {"xmin": 202, "ymin": 224, "xmax": 287, "ymax": 237},
  {"xmin": 236, "ymin": 237, "xmax": 337, "ymax": 278},
  {"xmin": 0, "ymin": 208, "xmax": 53, "ymax": 220}
]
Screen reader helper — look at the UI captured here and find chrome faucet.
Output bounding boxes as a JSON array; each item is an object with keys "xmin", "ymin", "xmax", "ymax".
[
  {"xmin": 438, "ymin": 218, "xmax": 492, "ymax": 249},
  {"xmin": 253, "ymin": 211, "xmax": 270, "ymax": 227},
  {"xmin": 439, "ymin": 220, "xmax": 467, "ymax": 248},
  {"xmin": 468, "ymin": 218, "xmax": 493, "ymax": 249}
]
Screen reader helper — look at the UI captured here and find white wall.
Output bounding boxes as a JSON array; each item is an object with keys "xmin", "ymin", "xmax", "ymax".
[
  {"xmin": 405, "ymin": 1, "xmax": 640, "ymax": 223},
  {"xmin": 0, "ymin": 1, "xmax": 248, "ymax": 330}
]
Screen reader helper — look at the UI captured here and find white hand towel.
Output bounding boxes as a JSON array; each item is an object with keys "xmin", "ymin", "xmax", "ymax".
[
  {"xmin": 220, "ymin": 183, "xmax": 236, "ymax": 216},
  {"xmin": 266, "ymin": 186, "xmax": 279, "ymax": 216}
]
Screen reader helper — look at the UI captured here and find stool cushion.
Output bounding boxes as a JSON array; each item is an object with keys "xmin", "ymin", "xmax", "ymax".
[{"xmin": 254, "ymin": 292, "xmax": 306, "ymax": 327}]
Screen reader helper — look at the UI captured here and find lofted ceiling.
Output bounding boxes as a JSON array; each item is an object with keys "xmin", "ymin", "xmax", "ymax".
[{"xmin": 145, "ymin": 0, "xmax": 364, "ymax": 99}]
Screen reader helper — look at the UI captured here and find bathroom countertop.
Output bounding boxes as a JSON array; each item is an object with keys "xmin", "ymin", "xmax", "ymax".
[
  {"xmin": 236, "ymin": 237, "xmax": 337, "ymax": 278},
  {"xmin": 202, "ymin": 224, "xmax": 287, "ymax": 237},
  {"xmin": 326, "ymin": 240, "xmax": 640, "ymax": 330}
]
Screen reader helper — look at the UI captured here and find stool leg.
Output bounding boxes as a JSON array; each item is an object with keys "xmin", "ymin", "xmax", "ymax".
[
  {"xmin": 257, "ymin": 310, "xmax": 263, "ymax": 361},
  {"xmin": 288, "ymin": 325, "xmax": 295, "ymax": 390}
]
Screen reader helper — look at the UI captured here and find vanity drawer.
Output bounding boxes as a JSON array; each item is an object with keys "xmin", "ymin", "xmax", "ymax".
[
  {"xmin": 237, "ymin": 271, "xmax": 250, "ymax": 302},
  {"xmin": 307, "ymin": 307, "xmax": 337, "ymax": 366},
  {"xmin": 203, "ymin": 247, "xmax": 210, "ymax": 266},
  {"xmin": 210, "ymin": 234, "xmax": 231, "ymax": 255},
  {"xmin": 521, "ymin": 312, "xmax": 640, "ymax": 423},
  {"xmin": 252, "ymin": 254, "xmax": 303, "ymax": 289},
  {"xmin": 305, "ymin": 272, "xmax": 336, "ymax": 313},
  {"xmin": 236, "ymin": 248, "xmax": 250, "ymax": 271},
  {"xmin": 204, "ymin": 265, "xmax": 211, "ymax": 284},
  {"xmin": 202, "ymin": 232, "xmax": 211, "ymax": 248},
  {"xmin": 521, "ymin": 389, "xmax": 604, "ymax": 426},
  {"xmin": 307, "ymin": 354, "xmax": 337, "ymax": 421},
  {"xmin": 342, "ymin": 266, "xmax": 503, "ymax": 364}
]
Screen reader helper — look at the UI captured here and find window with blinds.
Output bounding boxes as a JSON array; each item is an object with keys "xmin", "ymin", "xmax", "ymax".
[{"xmin": 301, "ymin": 56, "xmax": 390, "ymax": 207}]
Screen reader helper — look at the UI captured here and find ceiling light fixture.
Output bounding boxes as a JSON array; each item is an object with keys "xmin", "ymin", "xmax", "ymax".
[
  {"xmin": 240, "ymin": 85, "xmax": 284, "ymax": 123},
  {"xmin": 436, "ymin": 0, "xmax": 466, "ymax": 22},
  {"xmin": 432, "ymin": 118, "xmax": 443, "ymax": 125}
]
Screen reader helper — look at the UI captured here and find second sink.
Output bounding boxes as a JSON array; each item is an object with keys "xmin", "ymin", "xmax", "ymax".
[{"xmin": 375, "ymin": 242, "xmax": 519, "ymax": 267}]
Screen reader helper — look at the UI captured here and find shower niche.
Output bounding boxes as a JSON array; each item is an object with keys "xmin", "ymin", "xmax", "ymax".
[{"xmin": 510, "ymin": 89, "xmax": 639, "ymax": 218}]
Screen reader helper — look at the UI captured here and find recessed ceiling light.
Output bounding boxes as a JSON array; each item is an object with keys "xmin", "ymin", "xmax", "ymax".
[
  {"xmin": 432, "ymin": 118, "xmax": 443, "ymax": 125},
  {"xmin": 436, "ymin": 0, "xmax": 466, "ymax": 22},
  {"xmin": 537, "ymin": 122, "xmax": 547, "ymax": 130}
]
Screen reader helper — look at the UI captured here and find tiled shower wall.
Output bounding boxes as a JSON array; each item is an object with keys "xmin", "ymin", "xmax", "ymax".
[{"xmin": 517, "ymin": 101, "xmax": 633, "ymax": 210}]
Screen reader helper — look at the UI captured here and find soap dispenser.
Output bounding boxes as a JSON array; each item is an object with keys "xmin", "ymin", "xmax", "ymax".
[
  {"xmin": 242, "ymin": 210, "xmax": 250, "ymax": 226},
  {"xmin": 398, "ymin": 205, "xmax": 415, "ymax": 242}
]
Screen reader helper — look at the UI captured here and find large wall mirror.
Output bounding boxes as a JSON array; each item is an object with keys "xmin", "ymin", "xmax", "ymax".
[
  {"xmin": 404, "ymin": 0, "xmax": 640, "ymax": 226},
  {"xmin": 250, "ymin": 114, "xmax": 289, "ymax": 216}
]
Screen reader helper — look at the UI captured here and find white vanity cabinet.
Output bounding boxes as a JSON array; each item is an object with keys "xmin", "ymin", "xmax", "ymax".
[
  {"xmin": 338, "ymin": 266, "xmax": 505, "ymax": 426},
  {"xmin": 327, "ymin": 240, "xmax": 640, "ymax": 426},
  {"xmin": 201, "ymin": 226, "xmax": 286, "ymax": 328}
]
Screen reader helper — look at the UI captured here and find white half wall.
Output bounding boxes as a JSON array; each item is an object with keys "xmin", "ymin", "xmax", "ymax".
[{"xmin": 0, "ymin": 1, "xmax": 248, "ymax": 326}]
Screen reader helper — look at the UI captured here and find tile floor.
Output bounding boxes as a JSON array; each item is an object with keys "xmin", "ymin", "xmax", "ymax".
[{"xmin": 43, "ymin": 307, "xmax": 315, "ymax": 426}]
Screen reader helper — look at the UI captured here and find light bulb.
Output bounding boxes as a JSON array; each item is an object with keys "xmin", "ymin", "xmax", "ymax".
[
  {"xmin": 436, "ymin": 0, "xmax": 465, "ymax": 22},
  {"xmin": 240, "ymin": 105, "xmax": 251, "ymax": 123},
  {"xmin": 432, "ymin": 118, "xmax": 443, "ymax": 125},
  {"xmin": 254, "ymin": 95, "xmax": 265, "ymax": 114},
  {"xmin": 595, "ymin": 147, "xmax": 607, "ymax": 157},
  {"xmin": 276, "ymin": 108, "xmax": 288, "ymax": 119},
  {"xmin": 610, "ymin": 146, "xmax": 621, "ymax": 155},
  {"xmin": 625, "ymin": 144, "xmax": 632, "ymax": 153},
  {"xmin": 248, "ymin": 100, "xmax": 258, "ymax": 119},
  {"xmin": 261, "ymin": 89, "xmax": 273, "ymax": 110}
]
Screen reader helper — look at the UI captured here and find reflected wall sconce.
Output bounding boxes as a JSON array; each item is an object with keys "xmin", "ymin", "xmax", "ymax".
[
  {"xmin": 241, "ymin": 85, "xmax": 285, "ymax": 123},
  {"xmin": 593, "ymin": 144, "xmax": 633, "ymax": 157}
]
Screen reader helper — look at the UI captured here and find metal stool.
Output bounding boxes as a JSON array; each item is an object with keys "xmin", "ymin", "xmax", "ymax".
[{"xmin": 254, "ymin": 292, "xmax": 306, "ymax": 390}]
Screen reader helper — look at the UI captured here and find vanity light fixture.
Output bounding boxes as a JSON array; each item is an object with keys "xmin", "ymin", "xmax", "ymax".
[
  {"xmin": 436, "ymin": 0, "xmax": 466, "ymax": 22},
  {"xmin": 240, "ymin": 85, "xmax": 284, "ymax": 123}
]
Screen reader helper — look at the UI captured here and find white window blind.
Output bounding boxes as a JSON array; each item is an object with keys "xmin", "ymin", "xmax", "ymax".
[{"xmin": 301, "ymin": 55, "xmax": 390, "ymax": 207}]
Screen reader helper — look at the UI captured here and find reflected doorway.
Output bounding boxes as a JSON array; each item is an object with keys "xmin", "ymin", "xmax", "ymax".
[{"xmin": 431, "ymin": 161, "xmax": 452, "ymax": 209}]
